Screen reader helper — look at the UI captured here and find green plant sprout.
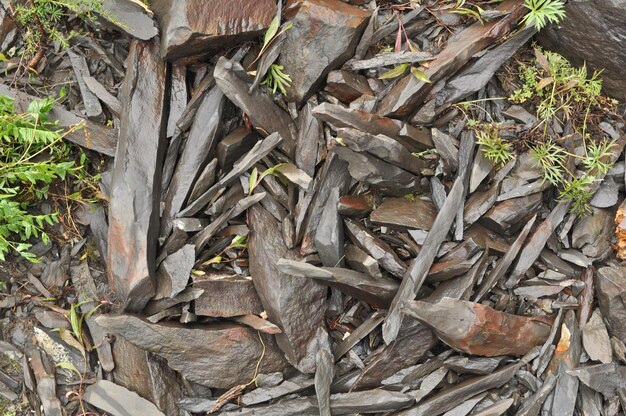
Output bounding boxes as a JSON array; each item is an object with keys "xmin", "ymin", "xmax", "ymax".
[
  {"xmin": 521, "ymin": 0, "xmax": 566, "ymax": 30},
  {"xmin": 261, "ymin": 64, "xmax": 292, "ymax": 95},
  {"xmin": 475, "ymin": 125, "xmax": 514, "ymax": 166}
]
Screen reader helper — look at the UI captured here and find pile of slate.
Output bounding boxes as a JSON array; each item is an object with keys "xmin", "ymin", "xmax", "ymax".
[{"xmin": 2, "ymin": 0, "xmax": 626, "ymax": 415}]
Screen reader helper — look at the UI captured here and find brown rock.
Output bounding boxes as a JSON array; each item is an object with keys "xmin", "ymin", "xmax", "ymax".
[
  {"xmin": 152, "ymin": 0, "xmax": 276, "ymax": 59},
  {"xmin": 107, "ymin": 38, "xmax": 168, "ymax": 312},
  {"xmin": 279, "ymin": 0, "xmax": 370, "ymax": 104},
  {"xmin": 98, "ymin": 314, "xmax": 288, "ymax": 388},
  {"xmin": 325, "ymin": 70, "xmax": 373, "ymax": 103},
  {"xmin": 370, "ymin": 198, "xmax": 436, "ymax": 231},
  {"xmin": 193, "ymin": 274, "xmax": 263, "ymax": 318},
  {"xmin": 337, "ymin": 195, "xmax": 372, "ymax": 218},
  {"xmin": 402, "ymin": 298, "xmax": 554, "ymax": 356},
  {"xmin": 249, "ymin": 205, "xmax": 328, "ymax": 372},
  {"xmin": 111, "ymin": 337, "xmax": 185, "ymax": 416}
]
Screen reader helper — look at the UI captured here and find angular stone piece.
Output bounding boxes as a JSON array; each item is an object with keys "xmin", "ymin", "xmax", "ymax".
[
  {"xmin": 335, "ymin": 147, "xmax": 416, "ymax": 194},
  {"xmin": 97, "ymin": 314, "xmax": 288, "ymax": 388},
  {"xmin": 107, "ymin": 38, "xmax": 168, "ymax": 312},
  {"xmin": 538, "ymin": 0, "xmax": 626, "ymax": 101},
  {"xmin": 313, "ymin": 102, "xmax": 432, "ymax": 150},
  {"xmin": 83, "ymin": 380, "xmax": 165, "ymax": 416},
  {"xmin": 152, "ymin": 0, "xmax": 276, "ymax": 59},
  {"xmin": 249, "ymin": 205, "xmax": 327, "ymax": 372},
  {"xmin": 315, "ymin": 188, "xmax": 344, "ymax": 267},
  {"xmin": 111, "ymin": 337, "xmax": 184, "ymax": 416},
  {"xmin": 337, "ymin": 128, "xmax": 427, "ymax": 175},
  {"xmin": 279, "ymin": 0, "xmax": 370, "ymax": 104},
  {"xmin": 337, "ymin": 195, "xmax": 372, "ymax": 218},
  {"xmin": 325, "ymin": 70, "xmax": 373, "ymax": 103},
  {"xmin": 101, "ymin": 0, "xmax": 158, "ymax": 40},
  {"xmin": 67, "ymin": 50, "xmax": 103, "ymax": 119},
  {"xmin": 214, "ymin": 57, "xmax": 296, "ymax": 154},
  {"xmin": 402, "ymin": 298, "xmax": 554, "ymax": 356},
  {"xmin": 582, "ymin": 309, "xmax": 612, "ymax": 364},
  {"xmin": 154, "ymin": 244, "xmax": 194, "ymax": 299},
  {"xmin": 480, "ymin": 193, "xmax": 542, "ymax": 236},
  {"xmin": 344, "ymin": 244, "xmax": 381, "ymax": 278},
  {"xmin": 596, "ymin": 267, "xmax": 626, "ymax": 344},
  {"xmin": 370, "ymin": 198, "xmax": 436, "ymax": 231},
  {"xmin": 344, "ymin": 218, "xmax": 407, "ymax": 278},
  {"xmin": 193, "ymin": 274, "xmax": 263, "ymax": 317},
  {"xmin": 217, "ymin": 127, "xmax": 259, "ymax": 171}
]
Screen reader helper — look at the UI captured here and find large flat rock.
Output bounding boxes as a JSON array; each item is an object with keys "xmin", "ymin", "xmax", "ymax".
[
  {"xmin": 249, "ymin": 205, "xmax": 328, "ymax": 372},
  {"xmin": 97, "ymin": 314, "xmax": 288, "ymax": 388},
  {"xmin": 107, "ymin": 38, "xmax": 168, "ymax": 312},
  {"xmin": 152, "ymin": 0, "xmax": 276, "ymax": 59},
  {"xmin": 279, "ymin": 0, "xmax": 370, "ymax": 104}
]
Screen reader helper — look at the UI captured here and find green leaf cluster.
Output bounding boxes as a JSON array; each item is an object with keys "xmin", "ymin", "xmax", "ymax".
[
  {"xmin": 521, "ymin": 0, "xmax": 566, "ymax": 30},
  {"xmin": 0, "ymin": 94, "xmax": 83, "ymax": 261}
]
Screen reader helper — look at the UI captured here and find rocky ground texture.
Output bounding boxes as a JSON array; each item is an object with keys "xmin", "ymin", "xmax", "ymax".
[{"xmin": 1, "ymin": 0, "xmax": 626, "ymax": 415}]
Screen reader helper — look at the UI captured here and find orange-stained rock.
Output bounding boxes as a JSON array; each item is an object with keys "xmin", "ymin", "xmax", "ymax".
[
  {"xmin": 402, "ymin": 298, "xmax": 555, "ymax": 356},
  {"xmin": 614, "ymin": 199, "xmax": 626, "ymax": 260}
]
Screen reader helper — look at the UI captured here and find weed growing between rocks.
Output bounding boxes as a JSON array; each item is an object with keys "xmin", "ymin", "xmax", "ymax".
[
  {"xmin": 0, "ymin": 93, "xmax": 90, "ymax": 261},
  {"xmin": 465, "ymin": 47, "xmax": 621, "ymax": 216}
]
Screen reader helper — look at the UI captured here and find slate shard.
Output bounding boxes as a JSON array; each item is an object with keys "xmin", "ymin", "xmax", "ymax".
[
  {"xmin": 97, "ymin": 314, "xmax": 288, "ymax": 388},
  {"xmin": 152, "ymin": 0, "xmax": 276, "ymax": 59},
  {"xmin": 107, "ymin": 38, "xmax": 169, "ymax": 312},
  {"xmin": 279, "ymin": 0, "xmax": 370, "ymax": 104},
  {"xmin": 402, "ymin": 298, "xmax": 554, "ymax": 356},
  {"xmin": 249, "ymin": 205, "xmax": 328, "ymax": 372}
]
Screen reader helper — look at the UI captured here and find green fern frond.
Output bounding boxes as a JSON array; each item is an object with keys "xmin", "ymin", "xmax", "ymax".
[{"xmin": 521, "ymin": 0, "xmax": 566, "ymax": 30}]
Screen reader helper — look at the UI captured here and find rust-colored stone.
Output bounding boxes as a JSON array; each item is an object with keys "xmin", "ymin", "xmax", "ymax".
[
  {"xmin": 614, "ymin": 199, "xmax": 626, "ymax": 260},
  {"xmin": 402, "ymin": 298, "xmax": 554, "ymax": 356},
  {"xmin": 337, "ymin": 195, "xmax": 372, "ymax": 218},
  {"xmin": 325, "ymin": 70, "xmax": 373, "ymax": 103},
  {"xmin": 152, "ymin": 0, "xmax": 276, "ymax": 59}
]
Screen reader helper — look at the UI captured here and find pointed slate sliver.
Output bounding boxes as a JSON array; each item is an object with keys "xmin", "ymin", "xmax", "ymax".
[
  {"xmin": 153, "ymin": 244, "xmax": 194, "ymax": 299},
  {"xmin": 504, "ymin": 202, "xmax": 570, "ymax": 289},
  {"xmin": 249, "ymin": 205, "xmax": 327, "ymax": 372},
  {"xmin": 315, "ymin": 187, "xmax": 344, "ymax": 267},
  {"xmin": 96, "ymin": 314, "xmax": 288, "ymax": 388},
  {"xmin": 161, "ymin": 86, "xmax": 224, "ymax": 238},
  {"xmin": 383, "ymin": 166, "xmax": 468, "ymax": 345},
  {"xmin": 179, "ymin": 132, "xmax": 283, "ymax": 217},
  {"xmin": 67, "ymin": 49, "xmax": 103, "ymax": 120},
  {"xmin": 107, "ymin": 38, "xmax": 169, "ymax": 312},
  {"xmin": 344, "ymin": 218, "xmax": 407, "ymax": 278},
  {"xmin": 312, "ymin": 102, "xmax": 433, "ymax": 150}
]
